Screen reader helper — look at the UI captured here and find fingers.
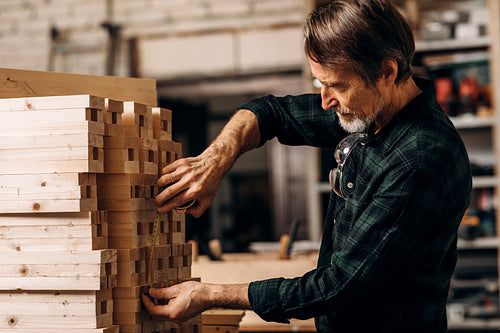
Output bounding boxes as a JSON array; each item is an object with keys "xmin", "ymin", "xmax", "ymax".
[
  {"xmin": 141, "ymin": 293, "xmax": 169, "ymax": 319},
  {"xmin": 155, "ymin": 157, "xmax": 210, "ymax": 214}
]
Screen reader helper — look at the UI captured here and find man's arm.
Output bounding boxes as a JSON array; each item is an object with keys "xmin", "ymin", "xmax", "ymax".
[
  {"xmin": 142, "ymin": 281, "xmax": 251, "ymax": 323},
  {"xmin": 155, "ymin": 109, "xmax": 260, "ymax": 216}
]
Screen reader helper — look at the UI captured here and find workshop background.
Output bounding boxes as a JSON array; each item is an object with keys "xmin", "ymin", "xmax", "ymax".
[{"xmin": 1, "ymin": 0, "xmax": 500, "ymax": 331}]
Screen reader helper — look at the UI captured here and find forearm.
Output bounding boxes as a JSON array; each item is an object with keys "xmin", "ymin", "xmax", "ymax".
[
  {"xmin": 201, "ymin": 109, "xmax": 260, "ymax": 175},
  {"xmin": 209, "ymin": 284, "xmax": 252, "ymax": 310}
]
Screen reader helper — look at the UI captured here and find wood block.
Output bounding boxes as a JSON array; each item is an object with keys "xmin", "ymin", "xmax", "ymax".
[
  {"xmin": 0, "ymin": 67, "xmax": 157, "ymax": 107},
  {"xmin": 113, "ymin": 298, "xmax": 142, "ymax": 314},
  {"xmin": 113, "ymin": 308, "xmax": 150, "ymax": 325},
  {"xmin": 117, "ymin": 248, "xmax": 146, "ymax": 275},
  {"xmin": 151, "ymin": 107, "xmax": 172, "ymax": 140},
  {"xmin": 112, "ymin": 285, "xmax": 148, "ymax": 300},
  {"xmin": 104, "ymin": 99, "xmax": 124, "ymax": 122},
  {"xmin": 103, "ymin": 99, "xmax": 124, "ymax": 137},
  {"xmin": 102, "ymin": 136, "xmax": 140, "ymax": 174},
  {"xmin": 0, "ymin": 249, "xmax": 117, "ymax": 291},
  {"xmin": 139, "ymin": 138, "xmax": 159, "ymax": 175},
  {"xmin": 109, "ymin": 222, "xmax": 147, "ymax": 249},
  {"xmin": 116, "ymin": 272, "xmax": 146, "ymax": 288},
  {"xmin": 117, "ymin": 323, "xmax": 146, "ymax": 333},
  {"xmin": 122, "ymin": 101, "xmax": 153, "ymax": 139},
  {"xmin": 0, "ymin": 173, "xmax": 98, "ymax": 214},
  {"xmin": 158, "ymin": 139, "xmax": 182, "ymax": 171},
  {"xmin": 202, "ymin": 309, "xmax": 245, "ymax": 326},
  {"xmin": 202, "ymin": 325, "xmax": 238, "ymax": 333},
  {"xmin": 0, "ymin": 95, "xmax": 104, "ymax": 112}
]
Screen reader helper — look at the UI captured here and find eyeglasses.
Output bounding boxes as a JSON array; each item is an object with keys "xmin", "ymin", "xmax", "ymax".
[{"xmin": 329, "ymin": 133, "xmax": 367, "ymax": 199}]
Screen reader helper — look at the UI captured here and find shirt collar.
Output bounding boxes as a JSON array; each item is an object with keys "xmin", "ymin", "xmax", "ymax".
[{"xmin": 364, "ymin": 76, "xmax": 436, "ymax": 154}]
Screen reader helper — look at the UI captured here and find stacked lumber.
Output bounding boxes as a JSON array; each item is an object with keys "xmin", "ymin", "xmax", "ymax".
[
  {"xmin": 0, "ymin": 93, "xmax": 199, "ymax": 333},
  {"xmin": 0, "ymin": 95, "xmax": 118, "ymax": 332}
]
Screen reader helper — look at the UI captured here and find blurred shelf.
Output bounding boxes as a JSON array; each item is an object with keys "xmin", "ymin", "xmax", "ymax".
[
  {"xmin": 448, "ymin": 318, "xmax": 500, "ymax": 330},
  {"xmin": 451, "ymin": 115, "xmax": 496, "ymax": 129},
  {"xmin": 472, "ymin": 176, "xmax": 497, "ymax": 189},
  {"xmin": 458, "ymin": 237, "xmax": 500, "ymax": 250},
  {"xmin": 416, "ymin": 37, "xmax": 491, "ymax": 53}
]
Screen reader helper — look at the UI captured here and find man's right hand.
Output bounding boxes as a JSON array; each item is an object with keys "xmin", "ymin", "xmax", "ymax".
[
  {"xmin": 155, "ymin": 151, "xmax": 223, "ymax": 217},
  {"xmin": 154, "ymin": 109, "xmax": 261, "ymax": 217}
]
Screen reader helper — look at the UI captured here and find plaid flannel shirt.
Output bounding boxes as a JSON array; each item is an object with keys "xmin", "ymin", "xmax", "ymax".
[{"xmin": 240, "ymin": 77, "xmax": 472, "ymax": 332}]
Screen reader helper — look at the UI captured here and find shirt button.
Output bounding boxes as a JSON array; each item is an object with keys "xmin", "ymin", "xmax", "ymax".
[{"xmin": 347, "ymin": 182, "xmax": 354, "ymax": 189}]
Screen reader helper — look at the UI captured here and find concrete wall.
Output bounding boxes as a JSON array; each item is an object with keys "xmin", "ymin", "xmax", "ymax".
[{"xmin": 0, "ymin": 0, "xmax": 308, "ymax": 79}]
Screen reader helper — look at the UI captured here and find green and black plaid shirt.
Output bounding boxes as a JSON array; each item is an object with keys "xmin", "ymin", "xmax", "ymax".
[{"xmin": 240, "ymin": 77, "xmax": 472, "ymax": 332}]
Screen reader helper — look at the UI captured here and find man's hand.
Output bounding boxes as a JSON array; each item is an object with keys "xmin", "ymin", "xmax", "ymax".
[
  {"xmin": 155, "ymin": 153, "xmax": 222, "ymax": 217},
  {"xmin": 154, "ymin": 109, "xmax": 261, "ymax": 217},
  {"xmin": 142, "ymin": 281, "xmax": 211, "ymax": 322},
  {"xmin": 142, "ymin": 281, "xmax": 251, "ymax": 322}
]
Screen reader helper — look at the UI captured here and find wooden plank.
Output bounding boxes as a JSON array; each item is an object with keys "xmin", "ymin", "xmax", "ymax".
[
  {"xmin": 0, "ymin": 199, "xmax": 97, "ymax": 214},
  {"xmin": 0, "ymin": 172, "xmax": 95, "ymax": 188},
  {"xmin": 0, "ymin": 289, "xmax": 112, "ymax": 304},
  {"xmin": 0, "ymin": 327, "xmax": 118, "ymax": 333},
  {"xmin": 0, "ymin": 95, "xmax": 104, "ymax": 111},
  {"xmin": 0, "ymin": 67, "xmax": 157, "ymax": 107},
  {"xmin": 0, "ymin": 108, "xmax": 103, "ymax": 125},
  {"xmin": 0, "ymin": 133, "xmax": 103, "ymax": 150},
  {"xmin": 0, "ymin": 147, "xmax": 103, "ymax": 174},
  {"xmin": 0, "ymin": 184, "xmax": 95, "ymax": 201},
  {"xmin": 0, "ymin": 312, "xmax": 113, "ymax": 329},
  {"xmin": 0, "ymin": 120, "xmax": 104, "ymax": 137},
  {"xmin": 0, "ymin": 249, "xmax": 116, "ymax": 265},
  {"xmin": 0, "ymin": 224, "xmax": 103, "ymax": 239},
  {"xmin": 0, "ymin": 250, "xmax": 116, "ymax": 289},
  {"xmin": 0, "ymin": 210, "xmax": 106, "ymax": 226},
  {"xmin": 0, "ymin": 234, "xmax": 108, "ymax": 252}
]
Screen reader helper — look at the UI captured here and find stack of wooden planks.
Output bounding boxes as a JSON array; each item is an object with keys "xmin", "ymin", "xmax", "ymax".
[{"xmin": 0, "ymin": 90, "xmax": 198, "ymax": 332}]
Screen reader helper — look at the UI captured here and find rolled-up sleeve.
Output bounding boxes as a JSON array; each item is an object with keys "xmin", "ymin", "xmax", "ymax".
[{"xmin": 248, "ymin": 278, "xmax": 290, "ymax": 323}]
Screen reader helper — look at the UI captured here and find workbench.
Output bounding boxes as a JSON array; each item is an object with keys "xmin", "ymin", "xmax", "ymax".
[{"xmin": 192, "ymin": 251, "xmax": 318, "ymax": 332}]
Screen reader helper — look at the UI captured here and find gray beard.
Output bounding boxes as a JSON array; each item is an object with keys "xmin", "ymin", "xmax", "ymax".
[
  {"xmin": 337, "ymin": 93, "xmax": 383, "ymax": 133},
  {"xmin": 338, "ymin": 114, "xmax": 374, "ymax": 133}
]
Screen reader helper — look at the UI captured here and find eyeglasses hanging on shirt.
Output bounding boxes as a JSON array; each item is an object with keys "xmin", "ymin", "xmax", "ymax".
[{"xmin": 329, "ymin": 132, "xmax": 367, "ymax": 199}]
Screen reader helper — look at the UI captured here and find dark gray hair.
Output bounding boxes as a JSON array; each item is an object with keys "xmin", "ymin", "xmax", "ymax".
[{"xmin": 304, "ymin": 0, "xmax": 415, "ymax": 87}]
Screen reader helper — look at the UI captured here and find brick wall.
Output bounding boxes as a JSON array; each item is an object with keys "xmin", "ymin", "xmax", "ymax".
[{"xmin": 0, "ymin": 0, "xmax": 308, "ymax": 79}]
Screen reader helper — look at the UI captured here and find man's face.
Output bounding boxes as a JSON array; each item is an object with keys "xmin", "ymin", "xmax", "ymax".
[{"xmin": 309, "ymin": 58, "xmax": 385, "ymax": 133}]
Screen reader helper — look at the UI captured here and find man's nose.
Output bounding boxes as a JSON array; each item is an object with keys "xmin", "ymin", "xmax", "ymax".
[{"xmin": 321, "ymin": 86, "xmax": 339, "ymax": 110}]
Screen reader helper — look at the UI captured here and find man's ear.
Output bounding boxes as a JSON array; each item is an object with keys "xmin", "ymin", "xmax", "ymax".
[{"xmin": 381, "ymin": 58, "xmax": 398, "ymax": 86}]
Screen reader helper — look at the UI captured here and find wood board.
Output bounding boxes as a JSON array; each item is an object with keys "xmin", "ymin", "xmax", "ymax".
[{"xmin": 0, "ymin": 67, "xmax": 156, "ymax": 107}]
